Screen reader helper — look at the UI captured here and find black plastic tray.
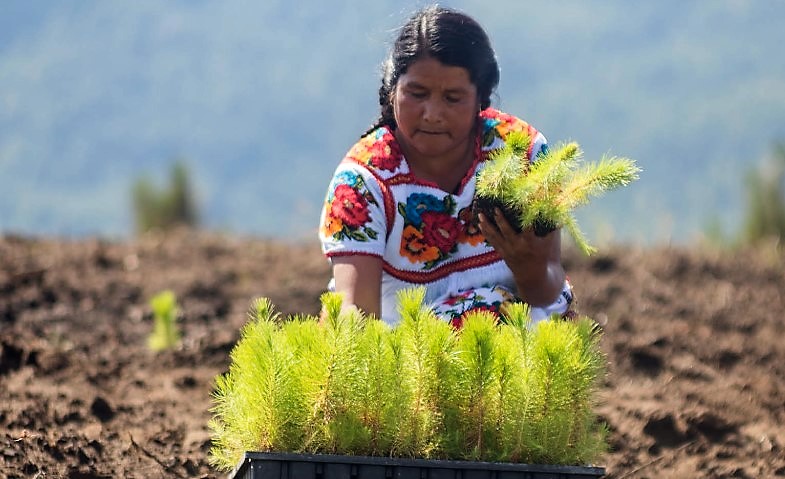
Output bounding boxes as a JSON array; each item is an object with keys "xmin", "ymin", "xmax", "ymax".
[{"xmin": 231, "ymin": 452, "xmax": 605, "ymax": 479}]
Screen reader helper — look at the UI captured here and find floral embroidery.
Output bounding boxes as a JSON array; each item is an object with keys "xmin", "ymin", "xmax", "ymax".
[
  {"xmin": 439, "ymin": 290, "xmax": 503, "ymax": 329},
  {"xmin": 321, "ymin": 172, "xmax": 380, "ymax": 242},
  {"xmin": 421, "ymin": 211, "xmax": 461, "ymax": 254},
  {"xmin": 398, "ymin": 193, "xmax": 462, "ymax": 268},
  {"xmin": 321, "ymin": 209, "xmax": 343, "ymax": 237},
  {"xmin": 435, "ymin": 286, "xmax": 521, "ymax": 329},
  {"xmin": 457, "ymin": 206, "xmax": 484, "ymax": 246},
  {"xmin": 332, "ymin": 184, "xmax": 369, "ymax": 228},
  {"xmin": 536, "ymin": 143, "xmax": 549, "ymax": 160},
  {"xmin": 334, "ymin": 170, "xmax": 362, "ymax": 188},
  {"xmin": 479, "ymin": 108, "xmax": 533, "ymax": 148},
  {"xmin": 347, "ymin": 127, "xmax": 402, "ymax": 172},
  {"xmin": 400, "ymin": 225, "xmax": 440, "ymax": 263},
  {"xmin": 402, "ymin": 193, "xmax": 447, "ymax": 225}
]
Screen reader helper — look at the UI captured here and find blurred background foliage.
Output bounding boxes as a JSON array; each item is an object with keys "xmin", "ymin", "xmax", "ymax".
[
  {"xmin": 132, "ymin": 160, "xmax": 199, "ymax": 234},
  {"xmin": 741, "ymin": 145, "xmax": 785, "ymax": 246},
  {"xmin": 1, "ymin": 0, "xmax": 784, "ymax": 247}
]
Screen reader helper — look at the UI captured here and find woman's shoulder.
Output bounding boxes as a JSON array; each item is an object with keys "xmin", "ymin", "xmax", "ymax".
[
  {"xmin": 341, "ymin": 126, "xmax": 405, "ymax": 175},
  {"xmin": 479, "ymin": 108, "xmax": 541, "ymax": 143}
]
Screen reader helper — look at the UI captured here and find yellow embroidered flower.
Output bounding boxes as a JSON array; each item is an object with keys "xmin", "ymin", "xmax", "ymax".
[
  {"xmin": 400, "ymin": 225, "xmax": 440, "ymax": 263},
  {"xmin": 320, "ymin": 203, "xmax": 344, "ymax": 237}
]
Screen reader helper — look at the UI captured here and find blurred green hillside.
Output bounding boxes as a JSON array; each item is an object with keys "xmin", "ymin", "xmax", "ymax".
[{"xmin": 1, "ymin": 0, "xmax": 784, "ymax": 245}]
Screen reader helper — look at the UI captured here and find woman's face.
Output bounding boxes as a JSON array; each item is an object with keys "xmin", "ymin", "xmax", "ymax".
[{"xmin": 392, "ymin": 56, "xmax": 479, "ymax": 162}]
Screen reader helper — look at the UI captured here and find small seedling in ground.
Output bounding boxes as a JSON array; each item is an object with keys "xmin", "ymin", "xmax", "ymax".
[
  {"xmin": 475, "ymin": 131, "xmax": 641, "ymax": 255},
  {"xmin": 147, "ymin": 290, "xmax": 181, "ymax": 351}
]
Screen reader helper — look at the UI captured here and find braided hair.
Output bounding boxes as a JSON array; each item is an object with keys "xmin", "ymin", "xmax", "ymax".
[{"xmin": 362, "ymin": 5, "xmax": 500, "ymax": 137}]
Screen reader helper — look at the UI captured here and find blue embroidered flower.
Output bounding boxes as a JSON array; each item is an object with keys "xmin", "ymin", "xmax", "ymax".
[
  {"xmin": 535, "ymin": 143, "xmax": 549, "ymax": 161},
  {"xmin": 334, "ymin": 170, "xmax": 361, "ymax": 188},
  {"xmin": 404, "ymin": 193, "xmax": 446, "ymax": 227},
  {"xmin": 375, "ymin": 127, "xmax": 391, "ymax": 139},
  {"xmin": 483, "ymin": 117, "xmax": 500, "ymax": 132}
]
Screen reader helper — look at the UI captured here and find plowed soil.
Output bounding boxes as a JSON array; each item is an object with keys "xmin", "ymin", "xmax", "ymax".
[{"xmin": 1, "ymin": 230, "xmax": 784, "ymax": 478}]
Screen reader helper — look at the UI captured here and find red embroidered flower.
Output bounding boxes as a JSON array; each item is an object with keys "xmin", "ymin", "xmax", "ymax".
[
  {"xmin": 444, "ymin": 290, "xmax": 473, "ymax": 306},
  {"xmin": 368, "ymin": 132, "xmax": 402, "ymax": 171},
  {"xmin": 331, "ymin": 184, "xmax": 369, "ymax": 228},
  {"xmin": 420, "ymin": 211, "xmax": 461, "ymax": 254},
  {"xmin": 349, "ymin": 129, "xmax": 402, "ymax": 172}
]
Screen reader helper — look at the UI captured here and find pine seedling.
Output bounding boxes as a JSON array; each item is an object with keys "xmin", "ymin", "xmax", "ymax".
[
  {"xmin": 524, "ymin": 153, "xmax": 640, "ymax": 255},
  {"xmin": 394, "ymin": 287, "xmax": 457, "ymax": 458},
  {"xmin": 519, "ymin": 319, "xmax": 607, "ymax": 464},
  {"xmin": 512, "ymin": 142, "xmax": 581, "ymax": 237},
  {"xmin": 518, "ymin": 144, "xmax": 639, "ymax": 253},
  {"xmin": 209, "ymin": 298, "xmax": 300, "ymax": 469},
  {"xmin": 476, "ymin": 135, "xmax": 640, "ymax": 254},
  {"xmin": 147, "ymin": 290, "xmax": 181, "ymax": 351},
  {"xmin": 492, "ymin": 321, "xmax": 529, "ymax": 462},
  {"xmin": 279, "ymin": 316, "xmax": 329, "ymax": 450},
  {"xmin": 352, "ymin": 318, "xmax": 398, "ymax": 455},
  {"xmin": 325, "ymin": 307, "xmax": 377, "ymax": 456},
  {"xmin": 563, "ymin": 318, "xmax": 609, "ymax": 464},
  {"xmin": 452, "ymin": 310, "xmax": 502, "ymax": 460},
  {"xmin": 320, "ymin": 290, "xmax": 344, "ymax": 325},
  {"xmin": 476, "ymin": 131, "xmax": 531, "ymax": 206},
  {"xmin": 209, "ymin": 291, "xmax": 609, "ymax": 471},
  {"xmin": 493, "ymin": 303, "xmax": 533, "ymax": 462},
  {"xmin": 302, "ymin": 293, "xmax": 367, "ymax": 454}
]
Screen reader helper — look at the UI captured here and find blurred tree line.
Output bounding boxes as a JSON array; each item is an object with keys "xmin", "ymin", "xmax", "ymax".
[
  {"xmin": 132, "ymin": 159, "xmax": 199, "ymax": 234},
  {"xmin": 705, "ymin": 143, "xmax": 785, "ymax": 253},
  {"xmin": 742, "ymin": 144, "xmax": 785, "ymax": 245}
]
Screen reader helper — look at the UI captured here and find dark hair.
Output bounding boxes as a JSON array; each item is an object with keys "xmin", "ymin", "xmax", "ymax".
[{"xmin": 364, "ymin": 5, "xmax": 500, "ymax": 136}]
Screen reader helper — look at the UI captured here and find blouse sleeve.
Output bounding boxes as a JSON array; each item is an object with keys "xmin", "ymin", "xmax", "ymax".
[
  {"xmin": 480, "ymin": 108, "xmax": 548, "ymax": 163},
  {"xmin": 530, "ymin": 132, "xmax": 548, "ymax": 162},
  {"xmin": 318, "ymin": 161, "xmax": 388, "ymax": 258}
]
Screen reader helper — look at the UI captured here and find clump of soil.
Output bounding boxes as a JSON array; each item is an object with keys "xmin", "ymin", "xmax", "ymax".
[{"xmin": 1, "ymin": 230, "xmax": 784, "ymax": 478}]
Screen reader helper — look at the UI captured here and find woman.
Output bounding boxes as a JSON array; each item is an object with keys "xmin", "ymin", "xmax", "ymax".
[{"xmin": 319, "ymin": 5, "xmax": 573, "ymax": 326}]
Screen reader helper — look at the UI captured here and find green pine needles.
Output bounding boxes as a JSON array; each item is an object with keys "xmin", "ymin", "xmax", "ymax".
[
  {"xmin": 146, "ymin": 290, "xmax": 181, "ymax": 351},
  {"xmin": 209, "ymin": 290, "xmax": 608, "ymax": 471},
  {"xmin": 476, "ymin": 131, "xmax": 640, "ymax": 255}
]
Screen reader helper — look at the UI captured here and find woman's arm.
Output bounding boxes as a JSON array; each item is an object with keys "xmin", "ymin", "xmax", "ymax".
[
  {"xmin": 331, "ymin": 255, "xmax": 383, "ymax": 317},
  {"xmin": 478, "ymin": 209, "xmax": 566, "ymax": 306}
]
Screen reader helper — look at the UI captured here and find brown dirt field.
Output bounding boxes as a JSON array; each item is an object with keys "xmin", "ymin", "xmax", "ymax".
[{"xmin": 1, "ymin": 230, "xmax": 784, "ymax": 478}]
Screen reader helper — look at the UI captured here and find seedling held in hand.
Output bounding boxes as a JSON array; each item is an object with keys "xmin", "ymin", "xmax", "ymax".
[{"xmin": 474, "ymin": 131, "xmax": 640, "ymax": 254}]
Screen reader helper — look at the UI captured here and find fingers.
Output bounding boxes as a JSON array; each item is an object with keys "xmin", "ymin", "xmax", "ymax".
[
  {"xmin": 492, "ymin": 208, "xmax": 519, "ymax": 238},
  {"xmin": 477, "ymin": 212, "xmax": 496, "ymax": 240},
  {"xmin": 479, "ymin": 208, "xmax": 551, "ymax": 256},
  {"xmin": 479, "ymin": 210, "xmax": 524, "ymax": 259},
  {"xmin": 479, "ymin": 208, "xmax": 516, "ymax": 241}
]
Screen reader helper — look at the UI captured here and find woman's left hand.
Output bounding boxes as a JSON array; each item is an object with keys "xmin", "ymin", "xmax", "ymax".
[
  {"xmin": 478, "ymin": 209, "xmax": 555, "ymax": 263},
  {"xmin": 478, "ymin": 208, "xmax": 565, "ymax": 306}
]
